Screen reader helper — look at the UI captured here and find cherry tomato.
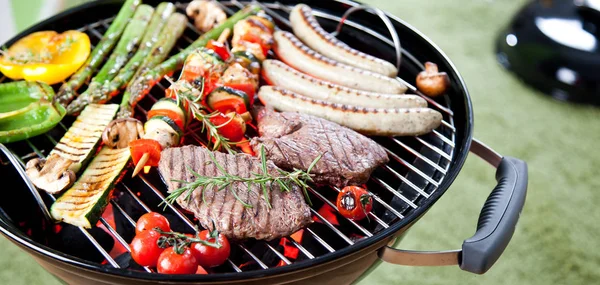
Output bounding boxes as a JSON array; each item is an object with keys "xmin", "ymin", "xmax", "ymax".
[
  {"xmin": 336, "ymin": 186, "xmax": 373, "ymax": 221},
  {"xmin": 189, "ymin": 230, "xmax": 231, "ymax": 268},
  {"xmin": 130, "ymin": 230, "xmax": 165, "ymax": 267},
  {"xmin": 135, "ymin": 212, "xmax": 171, "ymax": 236},
  {"xmin": 206, "ymin": 40, "xmax": 230, "ymax": 61},
  {"xmin": 209, "ymin": 112, "xmax": 246, "ymax": 142},
  {"xmin": 157, "ymin": 247, "xmax": 198, "ymax": 274},
  {"xmin": 211, "ymin": 98, "xmax": 247, "ymax": 114},
  {"xmin": 147, "ymin": 109, "xmax": 185, "ymax": 130},
  {"xmin": 129, "ymin": 139, "xmax": 162, "ymax": 167}
]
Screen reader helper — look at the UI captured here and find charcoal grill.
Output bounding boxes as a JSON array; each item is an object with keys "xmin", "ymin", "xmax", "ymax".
[{"xmin": 0, "ymin": 0, "xmax": 528, "ymax": 284}]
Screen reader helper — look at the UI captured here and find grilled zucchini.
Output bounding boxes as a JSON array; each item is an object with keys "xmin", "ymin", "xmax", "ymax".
[{"xmin": 50, "ymin": 147, "xmax": 130, "ymax": 228}]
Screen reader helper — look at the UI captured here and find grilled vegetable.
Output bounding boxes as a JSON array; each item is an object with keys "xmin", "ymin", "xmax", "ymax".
[
  {"xmin": 209, "ymin": 112, "xmax": 246, "ymax": 142},
  {"xmin": 273, "ymin": 31, "xmax": 407, "ymax": 94},
  {"xmin": 416, "ymin": 62, "xmax": 450, "ymax": 97},
  {"xmin": 116, "ymin": 12, "xmax": 188, "ymax": 118},
  {"xmin": 258, "ymin": 86, "xmax": 442, "ymax": 136},
  {"xmin": 0, "ymin": 81, "xmax": 66, "ymax": 143},
  {"xmin": 186, "ymin": 0, "xmax": 227, "ymax": 33},
  {"xmin": 290, "ymin": 4, "xmax": 397, "ymax": 77},
  {"xmin": 119, "ymin": 6, "xmax": 260, "ymax": 118},
  {"xmin": 206, "ymin": 39, "xmax": 231, "ymax": 61},
  {"xmin": 145, "ymin": 115, "xmax": 183, "ymax": 140},
  {"xmin": 102, "ymin": 118, "xmax": 144, "ymax": 149},
  {"xmin": 56, "ymin": 0, "xmax": 142, "ymax": 106},
  {"xmin": 0, "ymin": 30, "xmax": 91, "ymax": 84},
  {"xmin": 129, "ymin": 139, "xmax": 162, "ymax": 168},
  {"xmin": 152, "ymin": 98, "xmax": 189, "ymax": 125},
  {"xmin": 50, "ymin": 146, "xmax": 130, "ymax": 228},
  {"xmin": 336, "ymin": 186, "xmax": 372, "ymax": 221},
  {"xmin": 66, "ymin": 3, "xmax": 176, "ymax": 114},
  {"xmin": 67, "ymin": 5, "xmax": 154, "ymax": 115},
  {"xmin": 25, "ymin": 104, "xmax": 118, "ymax": 194},
  {"xmin": 206, "ymin": 86, "xmax": 250, "ymax": 114}
]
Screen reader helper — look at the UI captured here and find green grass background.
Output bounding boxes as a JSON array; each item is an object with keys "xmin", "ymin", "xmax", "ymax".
[{"xmin": 3, "ymin": 0, "xmax": 600, "ymax": 284}]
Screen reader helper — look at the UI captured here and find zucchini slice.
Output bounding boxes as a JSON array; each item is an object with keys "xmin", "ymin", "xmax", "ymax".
[
  {"xmin": 50, "ymin": 147, "xmax": 130, "ymax": 228},
  {"xmin": 151, "ymin": 98, "xmax": 187, "ymax": 126},
  {"xmin": 206, "ymin": 86, "xmax": 251, "ymax": 112},
  {"xmin": 144, "ymin": 115, "xmax": 183, "ymax": 138}
]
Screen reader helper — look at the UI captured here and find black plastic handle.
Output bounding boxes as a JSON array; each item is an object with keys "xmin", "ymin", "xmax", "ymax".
[{"xmin": 460, "ymin": 156, "xmax": 528, "ymax": 274}]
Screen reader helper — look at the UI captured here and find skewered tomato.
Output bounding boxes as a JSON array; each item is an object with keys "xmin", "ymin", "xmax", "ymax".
[
  {"xmin": 209, "ymin": 112, "xmax": 246, "ymax": 142},
  {"xmin": 157, "ymin": 247, "xmax": 198, "ymax": 274},
  {"xmin": 130, "ymin": 229, "xmax": 165, "ymax": 267},
  {"xmin": 135, "ymin": 212, "xmax": 171, "ymax": 236},
  {"xmin": 336, "ymin": 186, "xmax": 373, "ymax": 221},
  {"xmin": 148, "ymin": 109, "xmax": 185, "ymax": 130},
  {"xmin": 206, "ymin": 39, "xmax": 230, "ymax": 61},
  {"xmin": 189, "ymin": 229, "xmax": 231, "ymax": 268},
  {"xmin": 239, "ymin": 33, "xmax": 269, "ymax": 57},
  {"xmin": 206, "ymin": 86, "xmax": 251, "ymax": 114},
  {"xmin": 129, "ymin": 139, "xmax": 162, "ymax": 167}
]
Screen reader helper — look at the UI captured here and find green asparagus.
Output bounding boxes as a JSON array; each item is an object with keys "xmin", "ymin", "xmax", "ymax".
[
  {"xmin": 117, "ymin": 12, "xmax": 187, "ymax": 118},
  {"xmin": 66, "ymin": 4, "xmax": 154, "ymax": 115},
  {"xmin": 56, "ymin": 0, "xmax": 141, "ymax": 106},
  {"xmin": 116, "ymin": 5, "xmax": 261, "ymax": 118},
  {"xmin": 66, "ymin": 3, "xmax": 176, "ymax": 115}
]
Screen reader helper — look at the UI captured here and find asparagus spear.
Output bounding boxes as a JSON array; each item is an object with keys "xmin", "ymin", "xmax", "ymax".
[
  {"xmin": 56, "ymin": 0, "xmax": 141, "ymax": 106},
  {"xmin": 117, "ymin": 5, "xmax": 261, "ymax": 118},
  {"xmin": 117, "ymin": 13, "xmax": 188, "ymax": 118},
  {"xmin": 66, "ymin": 3, "xmax": 175, "ymax": 115}
]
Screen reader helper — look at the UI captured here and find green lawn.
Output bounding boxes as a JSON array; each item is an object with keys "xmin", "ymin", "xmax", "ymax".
[{"xmin": 2, "ymin": 1, "xmax": 600, "ymax": 284}]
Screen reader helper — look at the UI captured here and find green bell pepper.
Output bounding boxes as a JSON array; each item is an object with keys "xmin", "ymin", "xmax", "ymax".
[{"xmin": 0, "ymin": 81, "xmax": 66, "ymax": 143}]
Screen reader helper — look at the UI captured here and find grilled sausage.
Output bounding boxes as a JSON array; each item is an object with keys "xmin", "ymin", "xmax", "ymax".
[
  {"xmin": 290, "ymin": 4, "xmax": 398, "ymax": 77},
  {"xmin": 262, "ymin": 59, "xmax": 425, "ymax": 109},
  {"xmin": 258, "ymin": 86, "xmax": 442, "ymax": 136},
  {"xmin": 273, "ymin": 31, "xmax": 407, "ymax": 94}
]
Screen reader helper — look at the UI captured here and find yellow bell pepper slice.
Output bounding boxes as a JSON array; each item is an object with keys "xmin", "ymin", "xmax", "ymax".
[{"xmin": 0, "ymin": 30, "xmax": 90, "ymax": 85}]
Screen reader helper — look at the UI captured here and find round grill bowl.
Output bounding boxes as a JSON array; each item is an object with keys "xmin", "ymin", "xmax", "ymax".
[{"xmin": 0, "ymin": 0, "xmax": 527, "ymax": 284}]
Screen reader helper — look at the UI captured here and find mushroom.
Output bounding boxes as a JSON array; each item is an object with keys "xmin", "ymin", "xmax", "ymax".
[
  {"xmin": 416, "ymin": 62, "xmax": 450, "ymax": 97},
  {"xmin": 186, "ymin": 0, "xmax": 227, "ymax": 33},
  {"xmin": 102, "ymin": 118, "xmax": 145, "ymax": 149},
  {"xmin": 25, "ymin": 154, "xmax": 76, "ymax": 194}
]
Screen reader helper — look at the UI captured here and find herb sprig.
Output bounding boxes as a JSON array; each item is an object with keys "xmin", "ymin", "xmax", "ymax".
[
  {"xmin": 164, "ymin": 76, "xmax": 239, "ymax": 154},
  {"xmin": 164, "ymin": 146, "xmax": 321, "ymax": 208}
]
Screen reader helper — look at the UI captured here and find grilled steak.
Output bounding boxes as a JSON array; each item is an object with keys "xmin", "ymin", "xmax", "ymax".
[
  {"xmin": 159, "ymin": 145, "xmax": 312, "ymax": 241},
  {"xmin": 250, "ymin": 108, "xmax": 389, "ymax": 187}
]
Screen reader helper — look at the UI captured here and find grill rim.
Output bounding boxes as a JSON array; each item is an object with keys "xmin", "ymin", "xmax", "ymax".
[{"xmin": 0, "ymin": 0, "xmax": 474, "ymax": 282}]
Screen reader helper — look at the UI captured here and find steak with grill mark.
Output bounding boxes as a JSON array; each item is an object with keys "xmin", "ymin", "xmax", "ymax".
[
  {"xmin": 250, "ymin": 108, "xmax": 389, "ymax": 188},
  {"xmin": 158, "ymin": 145, "xmax": 312, "ymax": 241}
]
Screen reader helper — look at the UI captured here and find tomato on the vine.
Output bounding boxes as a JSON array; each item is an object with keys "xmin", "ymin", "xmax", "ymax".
[
  {"xmin": 157, "ymin": 247, "xmax": 198, "ymax": 274},
  {"xmin": 135, "ymin": 212, "xmax": 171, "ymax": 235},
  {"xmin": 189, "ymin": 229, "xmax": 231, "ymax": 268},
  {"xmin": 336, "ymin": 186, "xmax": 373, "ymax": 221},
  {"xmin": 130, "ymin": 229, "xmax": 165, "ymax": 267}
]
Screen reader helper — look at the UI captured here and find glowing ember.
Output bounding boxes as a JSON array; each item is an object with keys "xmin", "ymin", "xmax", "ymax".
[
  {"xmin": 143, "ymin": 165, "xmax": 151, "ymax": 174},
  {"xmin": 290, "ymin": 229, "xmax": 304, "ymax": 243},
  {"xmin": 279, "ymin": 237, "xmax": 299, "ymax": 259},
  {"xmin": 313, "ymin": 204, "xmax": 339, "ymax": 226},
  {"xmin": 96, "ymin": 204, "xmax": 126, "ymax": 258},
  {"xmin": 276, "ymin": 260, "xmax": 287, "ymax": 267}
]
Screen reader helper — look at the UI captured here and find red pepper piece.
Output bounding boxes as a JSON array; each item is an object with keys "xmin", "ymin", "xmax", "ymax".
[{"xmin": 129, "ymin": 139, "xmax": 162, "ymax": 167}]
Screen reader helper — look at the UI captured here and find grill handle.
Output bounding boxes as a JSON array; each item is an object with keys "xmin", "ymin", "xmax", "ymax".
[{"xmin": 378, "ymin": 138, "xmax": 528, "ymax": 274}]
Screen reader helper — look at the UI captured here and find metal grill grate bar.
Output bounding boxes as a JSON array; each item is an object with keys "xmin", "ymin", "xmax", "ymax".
[{"xmin": 371, "ymin": 177, "xmax": 418, "ymax": 209}]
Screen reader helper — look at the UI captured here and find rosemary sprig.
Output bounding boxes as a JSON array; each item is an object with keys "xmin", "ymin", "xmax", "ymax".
[
  {"xmin": 164, "ymin": 145, "xmax": 321, "ymax": 208},
  {"xmin": 164, "ymin": 75, "xmax": 238, "ymax": 154}
]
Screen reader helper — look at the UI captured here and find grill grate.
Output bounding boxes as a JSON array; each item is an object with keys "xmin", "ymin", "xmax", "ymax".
[{"xmin": 0, "ymin": 0, "xmax": 456, "ymax": 275}]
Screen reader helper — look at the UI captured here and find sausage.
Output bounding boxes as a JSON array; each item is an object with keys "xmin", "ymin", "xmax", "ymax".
[
  {"xmin": 258, "ymin": 86, "xmax": 442, "ymax": 136},
  {"xmin": 290, "ymin": 4, "xmax": 398, "ymax": 77},
  {"xmin": 262, "ymin": 59, "xmax": 426, "ymax": 109},
  {"xmin": 273, "ymin": 31, "xmax": 407, "ymax": 94}
]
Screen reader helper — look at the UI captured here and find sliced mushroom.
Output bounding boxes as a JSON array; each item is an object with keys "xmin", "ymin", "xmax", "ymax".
[
  {"xmin": 25, "ymin": 154, "xmax": 76, "ymax": 194},
  {"xmin": 186, "ymin": 0, "xmax": 227, "ymax": 33},
  {"xmin": 416, "ymin": 62, "xmax": 450, "ymax": 97},
  {"xmin": 102, "ymin": 118, "xmax": 145, "ymax": 149}
]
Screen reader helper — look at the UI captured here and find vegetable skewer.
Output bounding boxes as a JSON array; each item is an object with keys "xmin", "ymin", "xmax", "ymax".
[
  {"xmin": 130, "ymin": 13, "xmax": 275, "ymax": 177},
  {"xmin": 117, "ymin": 5, "xmax": 261, "ymax": 119},
  {"xmin": 66, "ymin": 3, "xmax": 177, "ymax": 114},
  {"xmin": 56, "ymin": 0, "xmax": 141, "ymax": 106}
]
